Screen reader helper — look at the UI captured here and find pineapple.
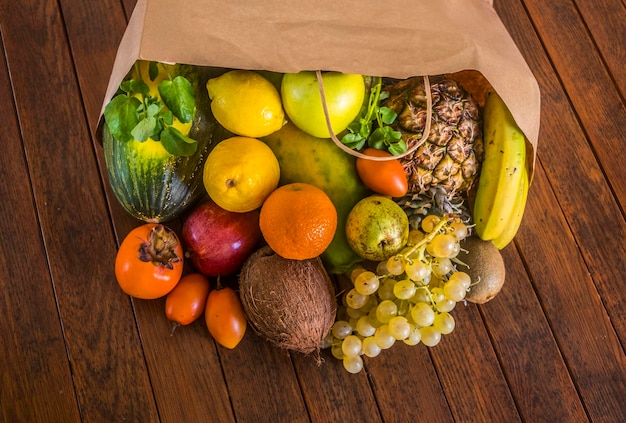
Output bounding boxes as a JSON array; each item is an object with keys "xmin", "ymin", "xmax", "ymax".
[{"xmin": 382, "ymin": 76, "xmax": 483, "ymax": 196}]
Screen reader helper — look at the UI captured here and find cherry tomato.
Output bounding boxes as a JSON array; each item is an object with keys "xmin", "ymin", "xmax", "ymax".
[
  {"xmin": 205, "ymin": 284, "xmax": 247, "ymax": 349},
  {"xmin": 356, "ymin": 148, "xmax": 409, "ymax": 197},
  {"xmin": 115, "ymin": 223, "xmax": 184, "ymax": 299},
  {"xmin": 165, "ymin": 273, "xmax": 211, "ymax": 332}
]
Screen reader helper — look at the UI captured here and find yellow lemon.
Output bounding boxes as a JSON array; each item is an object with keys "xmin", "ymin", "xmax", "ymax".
[
  {"xmin": 203, "ymin": 137, "xmax": 280, "ymax": 212},
  {"xmin": 207, "ymin": 70, "xmax": 285, "ymax": 138}
]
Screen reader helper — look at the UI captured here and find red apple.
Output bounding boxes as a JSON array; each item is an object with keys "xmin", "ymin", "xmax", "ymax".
[{"xmin": 182, "ymin": 200, "xmax": 262, "ymax": 276}]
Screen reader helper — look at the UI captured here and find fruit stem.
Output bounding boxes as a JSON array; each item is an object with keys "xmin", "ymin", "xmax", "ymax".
[
  {"xmin": 401, "ymin": 214, "xmax": 454, "ymax": 261},
  {"xmin": 138, "ymin": 224, "xmax": 182, "ymax": 269}
]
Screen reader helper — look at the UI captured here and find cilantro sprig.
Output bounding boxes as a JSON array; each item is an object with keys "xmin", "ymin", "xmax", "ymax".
[
  {"xmin": 341, "ymin": 77, "xmax": 407, "ymax": 156},
  {"xmin": 104, "ymin": 62, "xmax": 198, "ymax": 157}
]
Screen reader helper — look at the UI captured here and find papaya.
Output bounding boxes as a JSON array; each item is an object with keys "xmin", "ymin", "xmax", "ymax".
[{"xmin": 262, "ymin": 122, "xmax": 371, "ymax": 274}]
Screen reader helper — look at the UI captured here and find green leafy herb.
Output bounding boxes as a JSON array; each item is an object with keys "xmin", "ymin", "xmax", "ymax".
[
  {"xmin": 161, "ymin": 127, "xmax": 198, "ymax": 156},
  {"xmin": 103, "ymin": 61, "xmax": 197, "ymax": 157},
  {"xmin": 340, "ymin": 77, "xmax": 406, "ymax": 155},
  {"xmin": 158, "ymin": 76, "xmax": 195, "ymax": 123}
]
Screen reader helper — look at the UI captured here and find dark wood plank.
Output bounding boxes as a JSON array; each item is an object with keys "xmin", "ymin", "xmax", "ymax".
[
  {"xmin": 518, "ymin": 164, "xmax": 626, "ymax": 421},
  {"xmin": 62, "ymin": 0, "xmax": 239, "ymax": 418},
  {"xmin": 58, "ymin": 0, "xmax": 128, "ymax": 137},
  {"xmin": 292, "ymin": 351, "xmax": 383, "ymax": 423},
  {"xmin": 498, "ymin": 0, "xmax": 626, "ymax": 345},
  {"xmin": 496, "ymin": 1, "xmax": 626, "ymax": 420},
  {"xmin": 218, "ymin": 331, "xmax": 310, "ymax": 423},
  {"xmin": 0, "ymin": 1, "xmax": 159, "ymax": 421},
  {"xmin": 0, "ymin": 35, "xmax": 81, "ymax": 423},
  {"xmin": 366, "ymin": 344, "xmax": 455, "ymax": 423},
  {"xmin": 430, "ymin": 305, "xmax": 521, "ymax": 423},
  {"xmin": 483, "ymin": 241, "xmax": 589, "ymax": 422},
  {"xmin": 521, "ymin": 0, "xmax": 626, "ymax": 211},
  {"xmin": 134, "ymin": 298, "xmax": 237, "ymax": 423},
  {"xmin": 572, "ymin": 0, "xmax": 626, "ymax": 98}
]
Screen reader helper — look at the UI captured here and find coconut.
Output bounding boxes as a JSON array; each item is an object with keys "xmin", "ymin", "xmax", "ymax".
[{"xmin": 239, "ymin": 246, "xmax": 337, "ymax": 355}]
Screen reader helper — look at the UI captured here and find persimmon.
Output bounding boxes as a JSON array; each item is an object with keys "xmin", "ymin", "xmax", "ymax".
[{"xmin": 115, "ymin": 223, "xmax": 183, "ymax": 299}]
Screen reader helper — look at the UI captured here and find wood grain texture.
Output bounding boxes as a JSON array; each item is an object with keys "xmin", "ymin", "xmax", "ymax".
[{"xmin": 1, "ymin": 0, "xmax": 625, "ymax": 421}]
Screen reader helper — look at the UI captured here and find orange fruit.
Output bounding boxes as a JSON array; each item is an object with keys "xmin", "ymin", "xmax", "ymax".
[{"xmin": 260, "ymin": 183, "xmax": 338, "ymax": 260}]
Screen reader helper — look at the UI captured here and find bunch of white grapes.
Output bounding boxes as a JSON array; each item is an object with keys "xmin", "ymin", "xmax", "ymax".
[{"xmin": 329, "ymin": 213, "xmax": 473, "ymax": 374}]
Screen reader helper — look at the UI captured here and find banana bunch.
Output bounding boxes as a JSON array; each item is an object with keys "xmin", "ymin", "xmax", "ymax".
[{"xmin": 473, "ymin": 90, "xmax": 529, "ymax": 250}]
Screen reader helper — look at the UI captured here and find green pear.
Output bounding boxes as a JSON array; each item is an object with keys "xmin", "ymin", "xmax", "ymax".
[{"xmin": 345, "ymin": 195, "xmax": 409, "ymax": 262}]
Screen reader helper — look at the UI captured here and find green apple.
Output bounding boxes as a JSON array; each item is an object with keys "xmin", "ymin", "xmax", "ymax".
[
  {"xmin": 281, "ymin": 71, "xmax": 365, "ymax": 138},
  {"xmin": 345, "ymin": 195, "xmax": 409, "ymax": 262}
]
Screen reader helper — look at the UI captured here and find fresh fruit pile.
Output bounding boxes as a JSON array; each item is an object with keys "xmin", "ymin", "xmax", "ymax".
[{"xmin": 102, "ymin": 61, "xmax": 529, "ymax": 371}]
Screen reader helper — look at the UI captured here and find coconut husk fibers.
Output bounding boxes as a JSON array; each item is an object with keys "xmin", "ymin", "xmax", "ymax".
[{"xmin": 239, "ymin": 246, "xmax": 337, "ymax": 355}]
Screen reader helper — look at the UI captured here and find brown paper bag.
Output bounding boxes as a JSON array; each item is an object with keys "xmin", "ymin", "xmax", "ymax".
[{"xmin": 100, "ymin": 0, "xmax": 539, "ymax": 175}]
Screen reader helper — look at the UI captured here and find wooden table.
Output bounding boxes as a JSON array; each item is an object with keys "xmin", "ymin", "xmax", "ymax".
[{"xmin": 1, "ymin": 0, "xmax": 624, "ymax": 422}]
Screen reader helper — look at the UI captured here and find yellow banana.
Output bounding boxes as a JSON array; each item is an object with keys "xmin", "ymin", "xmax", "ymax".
[
  {"xmin": 492, "ymin": 163, "xmax": 529, "ymax": 249},
  {"xmin": 473, "ymin": 90, "xmax": 527, "ymax": 240}
]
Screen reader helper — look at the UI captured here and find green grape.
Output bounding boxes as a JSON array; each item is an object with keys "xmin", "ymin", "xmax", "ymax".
[
  {"xmin": 374, "ymin": 325, "xmax": 396, "ymax": 349},
  {"xmin": 435, "ymin": 298, "xmax": 456, "ymax": 312},
  {"xmin": 360, "ymin": 294, "xmax": 379, "ymax": 313},
  {"xmin": 366, "ymin": 311, "xmax": 383, "ymax": 329},
  {"xmin": 386, "ymin": 256, "xmax": 405, "ymax": 275},
  {"xmin": 411, "ymin": 302, "xmax": 435, "ymax": 327},
  {"xmin": 433, "ymin": 312, "xmax": 455, "ymax": 335},
  {"xmin": 345, "ymin": 288, "xmax": 368, "ymax": 309},
  {"xmin": 431, "ymin": 257, "xmax": 453, "ymax": 277},
  {"xmin": 341, "ymin": 335, "xmax": 363, "ymax": 356},
  {"xmin": 420, "ymin": 326, "xmax": 442, "ymax": 347},
  {"xmin": 449, "ymin": 271, "xmax": 471, "ymax": 289},
  {"xmin": 388, "ymin": 316, "xmax": 411, "ymax": 340},
  {"xmin": 343, "ymin": 354, "xmax": 364, "ymax": 374},
  {"xmin": 427, "ymin": 233, "xmax": 458, "ymax": 258},
  {"xmin": 378, "ymin": 277, "xmax": 397, "ymax": 301},
  {"xmin": 399, "ymin": 246, "xmax": 418, "ymax": 261},
  {"xmin": 331, "ymin": 343, "xmax": 344, "ymax": 359},
  {"xmin": 362, "ymin": 336, "xmax": 382, "ymax": 357},
  {"xmin": 376, "ymin": 260, "xmax": 389, "ymax": 276},
  {"xmin": 408, "ymin": 229, "xmax": 425, "ymax": 246},
  {"xmin": 404, "ymin": 259, "xmax": 431, "ymax": 281},
  {"xmin": 393, "ymin": 279, "xmax": 417, "ymax": 300},
  {"xmin": 354, "ymin": 270, "xmax": 380, "ymax": 296},
  {"xmin": 403, "ymin": 324, "xmax": 422, "ymax": 346},
  {"xmin": 331, "ymin": 320, "xmax": 352, "ymax": 339},
  {"xmin": 443, "ymin": 280, "xmax": 467, "ymax": 302},
  {"xmin": 448, "ymin": 242, "xmax": 461, "ymax": 258},
  {"xmin": 395, "ymin": 299, "xmax": 411, "ymax": 317},
  {"xmin": 350, "ymin": 266, "xmax": 367, "ymax": 282},
  {"xmin": 376, "ymin": 300, "xmax": 398, "ymax": 323},
  {"xmin": 346, "ymin": 305, "xmax": 366, "ymax": 320},
  {"xmin": 430, "ymin": 287, "xmax": 445, "ymax": 303},
  {"xmin": 449, "ymin": 220, "xmax": 468, "ymax": 240},
  {"xmin": 421, "ymin": 214, "xmax": 440, "ymax": 233},
  {"xmin": 409, "ymin": 286, "xmax": 431, "ymax": 304},
  {"xmin": 356, "ymin": 315, "xmax": 376, "ymax": 337}
]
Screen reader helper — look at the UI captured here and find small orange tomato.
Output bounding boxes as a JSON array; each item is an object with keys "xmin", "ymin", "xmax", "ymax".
[
  {"xmin": 165, "ymin": 273, "xmax": 211, "ymax": 331},
  {"xmin": 356, "ymin": 147, "xmax": 408, "ymax": 198},
  {"xmin": 205, "ymin": 285, "xmax": 247, "ymax": 349},
  {"xmin": 115, "ymin": 223, "xmax": 184, "ymax": 300}
]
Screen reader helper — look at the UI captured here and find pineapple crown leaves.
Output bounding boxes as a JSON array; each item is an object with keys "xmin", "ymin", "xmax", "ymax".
[
  {"xmin": 397, "ymin": 186, "xmax": 472, "ymax": 231},
  {"xmin": 104, "ymin": 61, "xmax": 198, "ymax": 157},
  {"xmin": 341, "ymin": 76, "xmax": 407, "ymax": 156}
]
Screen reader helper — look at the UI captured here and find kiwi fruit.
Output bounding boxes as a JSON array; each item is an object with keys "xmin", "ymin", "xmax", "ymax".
[{"xmin": 459, "ymin": 236, "xmax": 506, "ymax": 304}]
